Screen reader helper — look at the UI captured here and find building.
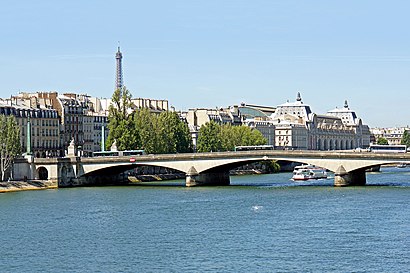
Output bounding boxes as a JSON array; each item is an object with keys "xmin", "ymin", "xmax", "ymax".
[
  {"xmin": 183, "ymin": 107, "xmax": 242, "ymax": 150},
  {"xmin": 236, "ymin": 103, "xmax": 276, "ymax": 146},
  {"xmin": 271, "ymin": 93, "xmax": 370, "ymax": 150},
  {"xmin": 326, "ymin": 100, "xmax": 371, "ymax": 148},
  {"xmin": 13, "ymin": 92, "xmax": 88, "ymax": 156},
  {"xmin": 85, "ymin": 98, "xmax": 110, "ymax": 154},
  {"xmin": 12, "ymin": 92, "xmax": 110, "ymax": 157},
  {"xmin": 131, "ymin": 98, "xmax": 169, "ymax": 113},
  {"xmin": 370, "ymin": 127, "xmax": 409, "ymax": 145},
  {"xmin": 0, "ymin": 97, "xmax": 61, "ymax": 157}
]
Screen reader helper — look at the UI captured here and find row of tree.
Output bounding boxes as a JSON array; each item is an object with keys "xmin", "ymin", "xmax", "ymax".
[
  {"xmin": 196, "ymin": 120, "xmax": 267, "ymax": 152},
  {"xmin": 106, "ymin": 87, "xmax": 193, "ymax": 154},
  {"xmin": 106, "ymin": 86, "xmax": 268, "ymax": 153}
]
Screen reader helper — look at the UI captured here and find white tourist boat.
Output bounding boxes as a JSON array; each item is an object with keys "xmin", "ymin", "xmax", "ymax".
[
  {"xmin": 292, "ymin": 165, "xmax": 328, "ymax": 181},
  {"xmin": 396, "ymin": 163, "xmax": 407, "ymax": 168}
]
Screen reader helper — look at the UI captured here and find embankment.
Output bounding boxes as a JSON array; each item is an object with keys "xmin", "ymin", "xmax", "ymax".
[{"xmin": 0, "ymin": 181, "xmax": 57, "ymax": 193}]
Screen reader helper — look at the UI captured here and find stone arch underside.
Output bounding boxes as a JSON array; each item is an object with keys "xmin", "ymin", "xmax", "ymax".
[
  {"xmin": 80, "ymin": 158, "xmax": 273, "ymax": 177},
  {"xmin": 81, "ymin": 163, "xmax": 183, "ymax": 178}
]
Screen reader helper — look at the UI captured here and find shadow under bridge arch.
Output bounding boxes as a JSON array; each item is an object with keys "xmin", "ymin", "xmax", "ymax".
[
  {"xmin": 197, "ymin": 158, "xmax": 278, "ymax": 174},
  {"xmin": 181, "ymin": 157, "xmax": 277, "ymax": 187},
  {"xmin": 80, "ymin": 162, "xmax": 184, "ymax": 184}
]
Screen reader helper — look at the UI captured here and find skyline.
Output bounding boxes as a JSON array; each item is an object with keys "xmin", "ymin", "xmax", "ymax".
[{"xmin": 1, "ymin": 1, "xmax": 410, "ymax": 127}]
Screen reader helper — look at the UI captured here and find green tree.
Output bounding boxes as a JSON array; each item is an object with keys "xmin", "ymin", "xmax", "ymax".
[
  {"xmin": 376, "ymin": 137, "xmax": 388, "ymax": 145},
  {"xmin": 157, "ymin": 111, "xmax": 180, "ymax": 153},
  {"xmin": 107, "ymin": 86, "xmax": 140, "ymax": 150},
  {"xmin": 197, "ymin": 122, "xmax": 268, "ymax": 152},
  {"xmin": 109, "ymin": 86, "xmax": 133, "ymax": 121},
  {"xmin": 197, "ymin": 121, "xmax": 222, "ymax": 152},
  {"xmin": 132, "ymin": 109, "xmax": 193, "ymax": 154},
  {"xmin": 133, "ymin": 108, "xmax": 157, "ymax": 154},
  {"xmin": 0, "ymin": 115, "xmax": 21, "ymax": 181},
  {"xmin": 219, "ymin": 124, "xmax": 235, "ymax": 151},
  {"xmin": 262, "ymin": 160, "xmax": 281, "ymax": 173},
  {"xmin": 157, "ymin": 111, "xmax": 192, "ymax": 153},
  {"xmin": 220, "ymin": 124, "xmax": 267, "ymax": 151},
  {"xmin": 401, "ymin": 130, "xmax": 410, "ymax": 147},
  {"xmin": 106, "ymin": 87, "xmax": 193, "ymax": 154},
  {"xmin": 175, "ymin": 120, "xmax": 193, "ymax": 153}
]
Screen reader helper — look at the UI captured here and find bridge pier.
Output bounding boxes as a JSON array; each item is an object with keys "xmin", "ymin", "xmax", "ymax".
[
  {"xmin": 185, "ymin": 167, "xmax": 230, "ymax": 187},
  {"xmin": 334, "ymin": 166, "xmax": 366, "ymax": 187}
]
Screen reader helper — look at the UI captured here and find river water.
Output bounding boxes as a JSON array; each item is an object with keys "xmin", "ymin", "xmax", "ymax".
[{"xmin": 0, "ymin": 167, "xmax": 409, "ymax": 272}]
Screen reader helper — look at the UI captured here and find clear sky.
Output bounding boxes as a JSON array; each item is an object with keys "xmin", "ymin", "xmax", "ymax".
[{"xmin": 1, "ymin": 0, "xmax": 409, "ymax": 127}]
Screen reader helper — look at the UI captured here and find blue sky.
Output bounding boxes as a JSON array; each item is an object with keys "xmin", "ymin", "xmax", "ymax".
[{"xmin": 1, "ymin": 0, "xmax": 410, "ymax": 127}]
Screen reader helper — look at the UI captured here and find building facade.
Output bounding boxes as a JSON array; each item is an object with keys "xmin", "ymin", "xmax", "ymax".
[
  {"xmin": 370, "ymin": 127, "xmax": 409, "ymax": 145},
  {"xmin": 236, "ymin": 103, "xmax": 276, "ymax": 146},
  {"xmin": 0, "ymin": 97, "xmax": 61, "ymax": 157},
  {"xmin": 11, "ymin": 92, "xmax": 110, "ymax": 157},
  {"xmin": 271, "ymin": 93, "xmax": 370, "ymax": 150}
]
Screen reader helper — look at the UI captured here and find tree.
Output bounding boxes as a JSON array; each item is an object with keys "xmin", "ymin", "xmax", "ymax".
[
  {"xmin": 175, "ymin": 120, "xmax": 193, "ymax": 153},
  {"xmin": 157, "ymin": 111, "xmax": 192, "ymax": 153},
  {"xmin": 376, "ymin": 137, "xmax": 388, "ymax": 145},
  {"xmin": 262, "ymin": 160, "xmax": 281, "ymax": 173},
  {"xmin": 0, "ymin": 115, "xmax": 21, "ymax": 181},
  {"xmin": 133, "ymin": 108, "xmax": 157, "ymax": 153},
  {"xmin": 401, "ymin": 130, "xmax": 410, "ymax": 147},
  {"xmin": 106, "ymin": 86, "xmax": 193, "ymax": 154},
  {"xmin": 107, "ymin": 86, "xmax": 140, "ymax": 150},
  {"xmin": 219, "ymin": 124, "xmax": 267, "ymax": 151},
  {"xmin": 196, "ymin": 121, "xmax": 222, "ymax": 152},
  {"xmin": 197, "ymin": 122, "xmax": 267, "ymax": 152}
]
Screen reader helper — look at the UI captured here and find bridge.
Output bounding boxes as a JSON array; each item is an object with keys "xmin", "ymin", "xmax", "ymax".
[{"xmin": 13, "ymin": 150, "xmax": 410, "ymax": 187}]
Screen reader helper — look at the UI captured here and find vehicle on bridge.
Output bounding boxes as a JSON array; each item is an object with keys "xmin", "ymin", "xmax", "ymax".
[
  {"xmin": 234, "ymin": 145, "xmax": 274, "ymax": 152},
  {"xmin": 369, "ymin": 144, "xmax": 407, "ymax": 153},
  {"xmin": 92, "ymin": 150, "xmax": 145, "ymax": 157}
]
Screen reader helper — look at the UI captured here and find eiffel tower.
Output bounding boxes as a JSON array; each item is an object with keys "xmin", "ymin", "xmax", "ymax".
[{"xmin": 115, "ymin": 45, "xmax": 123, "ymax": 90}]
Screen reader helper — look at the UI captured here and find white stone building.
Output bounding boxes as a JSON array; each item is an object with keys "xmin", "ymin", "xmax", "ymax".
[
  {"xmin": 271, "ymin": 93, "xmax": 370, "ymax": 150},
  {"xmin": 370, "ymin": 127, "xmax": 410, "ymax": 145},
  {"xmin": 0, "ymin": 97, "xmax": 61, "ymax": 157}
]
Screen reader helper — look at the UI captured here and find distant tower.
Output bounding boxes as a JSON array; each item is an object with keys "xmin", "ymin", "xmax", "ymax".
[{"xmin": 115, "ymin": 45, "xmax": 123, "ymax": 90}]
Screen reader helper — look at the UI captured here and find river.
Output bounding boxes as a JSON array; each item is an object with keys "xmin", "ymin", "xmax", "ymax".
[{"xmin": 0, "ymin": 167, "xmax": 409, "ymax": 272}]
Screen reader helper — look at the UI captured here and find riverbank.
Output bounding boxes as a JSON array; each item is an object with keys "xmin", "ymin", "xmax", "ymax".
[{"xmin": 0, "ymin": 180, "xmax": 57, "ymax": 193}]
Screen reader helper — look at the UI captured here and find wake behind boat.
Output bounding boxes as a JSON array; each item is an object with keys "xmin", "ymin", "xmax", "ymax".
[{"xmin": 292, "ymin": 165, "xmax": 328, "ymax": 181}]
